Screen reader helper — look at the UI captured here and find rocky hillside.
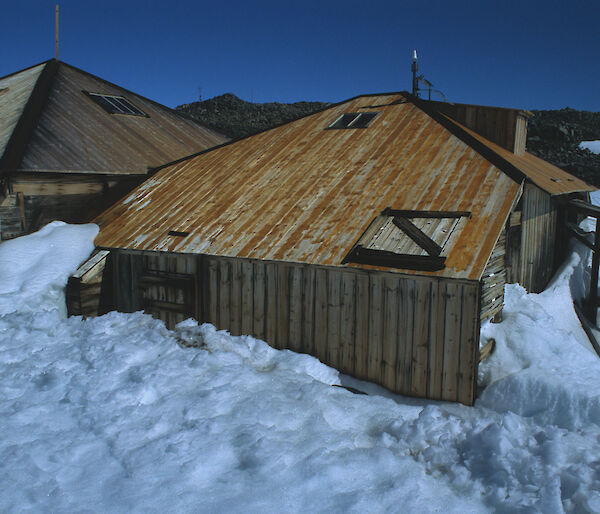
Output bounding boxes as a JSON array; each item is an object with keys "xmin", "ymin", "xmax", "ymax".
[
  {"xmin": 177, "ymin": 95, "xmax": 600, "ymax": 186},
  {"xmin": 527, "ymin": 108, "xmax": 600, "ymax": 186},
  {"xmin": 176, "ymin": 93, "xmax": 330, "ymax": 140}
]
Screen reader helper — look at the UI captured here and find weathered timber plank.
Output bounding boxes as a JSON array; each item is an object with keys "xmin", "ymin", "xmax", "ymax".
[
  {"xmin": 367, "ymin": 274, "xmax": 384, "ymax": 383},
  {"xmin": 392, "ymin": 217, "xmax": 442, "ymax": 256},
  {"xmin": 354, "ymin": 273, "xmax": 370, "ymax": 381},
  {"xmin": 441, "ymin": 282, "xmax": 461, "ymax": 402},
  {"xmin": 314, "ymin": 268, "xmax": 328, "ymax": 363},
  {"xmin": 288, "ymin": 266, "xmax": 303, "ymax": 352},
  {"xmin": 411, "ymin": 280, "xmax": 431, "ymax": 397},
  {"xmin": 265, "ymin": 262, "xmax": 278, "ymax": 347},
  {"xmin": 381, "ymin": 276, "xmax": 399, "ymax": 390},
  {"xmin": 326, "ymin": 270, "xmax": 342, "ymax": 369},
  {"xmin": 207, "ymin": 258, "xmax": 219, "ymax": 326},
  {"xmin": 230, "ymin": 260, "xmax": 242, "ymax": 336},
  {"xmin": 340, "ymin": 272, "xmax": 356, "ymax": 375},
  {"xmin": 428, "ymin": 280, "xmax": 445, "ymax": 400},
  {"xmin": 275, "ymin": 265, "xmax": 290, "ymax": 349},
  {"xmin": 301, "ymin": 266, "xmax": 316, "ymax": 356},
  {"xmin": 252, "ymin": 261, "xmax": 266, "ymax": 339},
  {"xmin": 458, "ymin": 284, "xmax": 479, "ymax": 405},
  {"xmin": 241, "ymin": 261, "xmax": 254, "ymax": 335},
  {"xmin": 398, "ymin": 279, "xmax": 415, "ymax": 395},
  {"xmin": 218, "ymin": 260, "xmax": 230, "ymax": 330}
]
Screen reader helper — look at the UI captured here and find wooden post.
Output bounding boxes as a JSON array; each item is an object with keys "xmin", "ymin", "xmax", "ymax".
[{"xmin": 589, "ymin": 223, "xmax": 600, "ymax": 320}]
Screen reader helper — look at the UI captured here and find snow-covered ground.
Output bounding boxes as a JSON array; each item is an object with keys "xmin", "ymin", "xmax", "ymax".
[
  {"xmin": 1, "ymin": 221, "xmax": 600, "ymax": 512},
  {"xmin": 580, "ymin": 140, "xmax": 600, "ymax": 154}
]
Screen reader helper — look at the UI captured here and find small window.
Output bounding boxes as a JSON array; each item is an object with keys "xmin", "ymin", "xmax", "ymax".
[
  {"xmin": 329, "ymin": 112, "xmax": 378, "ymax": 129},
  {"xmin": 85, "ymin": 91, "xmax": 147, "ymax": 116},
  {"xmin": 0, "ymin": 88, "xmax": 8, "ymax": 96}
]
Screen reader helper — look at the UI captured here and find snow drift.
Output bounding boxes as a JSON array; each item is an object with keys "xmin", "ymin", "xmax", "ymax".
[{"xmin": 0, "ymin": 222, "xmax": 599, "ymax": 512}]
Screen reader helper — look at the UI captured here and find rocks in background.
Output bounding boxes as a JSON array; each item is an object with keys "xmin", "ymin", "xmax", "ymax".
[{"xmin": 176, "ymin": 96, "xmax": 600, "ymax": 187}]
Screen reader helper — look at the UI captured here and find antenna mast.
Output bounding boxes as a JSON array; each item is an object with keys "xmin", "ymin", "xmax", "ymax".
[
  {"xmin": 411, "ymin": 50, "xmax": 418, "ymax": 96},
  {"xmin": 55, "ymin": 5, "xmax": 59, "ymax": 60}
]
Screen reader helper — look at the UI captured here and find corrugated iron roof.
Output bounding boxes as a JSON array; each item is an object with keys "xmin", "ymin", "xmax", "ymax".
[{"xmin": 95, "ymin": 93, "xmax": 523, "ymax": 281}]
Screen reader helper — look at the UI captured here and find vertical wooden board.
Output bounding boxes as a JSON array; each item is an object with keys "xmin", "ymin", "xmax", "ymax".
[
  {"xmin": 326, "ymin": 270, "xmax": 342, "ymax": 369},
  {"xmin": 314, "ymin": 268, "xmax": 328, "ymax": 363},
  {"xmin": 241, "ymin": 261, "xmax": 254, "ymax": 336},
  {"xmin": 381, "ymin": 276, "xmax": 399, "ymax": 391},
  {"xmin": 230, "ymin": 260, "xmax": 242, "ymax": 336},
  {"xmin": 354, "ymin": 273, "xmax": 370, "ymax": 381},
  {"xmin": 301, "ymin": 266, "xmax": 316, "ymax": 356},
  {"xmin": 441, "ymin": 281, "xmax": 462, "ymax": 402},
  {"xmin": 367, "ymin": 274, "xmax": 383, "ymax": 383},
  {"xmin": 398, "ymin": 278, "xmax": 416, "ymax": 395},
  {"xmin": 218, "ymin": 260, "xmax": 230, "ymax": 331},
  {"xmin": 288, "ymin": 266, "xmax": 303, "ymax": 352},
  {"xmin": 206, "ymin": 257, "xmax": 219, "ymax": 326},
  {"xmin": 252, "ymin": 261, "xmax": 266, "ymax": 340},
  {"xmin": 276, "ymin": 265, "xmax": 290, "ymax": 350},
  {"xmin": 265, "ymin": 262, "xmax": 278, "ymax": 348},
  {"xmin": 340, "ymin": 272, "xmax": 356, "ymax": 375},
  {"xmin": 427, "ymin": 279, "xmax": 446, "ymax": 400},
  {"xmin": 458, "ymin": 283, "xmax": 479, "ymax": 405},
  {"xmin": 196, "ymin": 255, "xmax": 204, "ymax": 322}
]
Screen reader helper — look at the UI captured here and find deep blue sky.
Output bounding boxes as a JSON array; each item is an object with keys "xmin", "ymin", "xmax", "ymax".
[{"xmin": 2, "ymin": 1, "xmax": 599, "ymax": 111}]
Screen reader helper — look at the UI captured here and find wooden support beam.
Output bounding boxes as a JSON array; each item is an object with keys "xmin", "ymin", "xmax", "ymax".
[
  {"xmin": 568, "ymin": 199, "xmax": 600, "ymax": 219},
  {"xmin": 479, "ymin": 338, "xmax": 495, "ymax": 362},
  {"xmin": 392, "ymin": 216, "xmax": 442, "ymax": 256},
  {"xmin": 343, "ymin": 245, "xmax": 446, "ymax": 271},
  {"xmin": 573, "ymin": 302, "xmax": 600, "ymax": 358},
  {"xmin": 383, "ymin": 208, "xmax": 471, "ymax": 219}
]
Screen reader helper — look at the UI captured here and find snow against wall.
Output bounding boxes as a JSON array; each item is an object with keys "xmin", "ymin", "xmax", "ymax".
[{"xmin": 0, "ymin": 222, "xmax": 599, "ymax": 512}]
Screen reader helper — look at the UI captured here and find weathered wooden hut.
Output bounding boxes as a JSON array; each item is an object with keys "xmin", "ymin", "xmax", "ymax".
[
  {"xmin": 0, "ymin": 59, "xmax": 227, "ymax": 239},
  {"xmin": 81, "ymin": 92, "xmax": 594, "ymax": 405}
]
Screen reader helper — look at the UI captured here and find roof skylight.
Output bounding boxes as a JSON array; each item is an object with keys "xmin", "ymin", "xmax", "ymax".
[
  {"xmin": 329, "ymin": 112, "xmax": 378, "ymax": 129},
  {"xmin": 85, "ymin": 92, "xmax": 147, "ymax": 117}
]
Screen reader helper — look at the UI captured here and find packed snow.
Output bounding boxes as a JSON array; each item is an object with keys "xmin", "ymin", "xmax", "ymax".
[
  {"xmin": 1, "ymin": 221, "xmax": 600, "ymax": 512},
  {"xmin": 580, "ymin": 140, "xmax": 600, "ymax": 154}
]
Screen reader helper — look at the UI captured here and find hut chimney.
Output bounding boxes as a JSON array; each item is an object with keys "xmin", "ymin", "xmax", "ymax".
[{"xmin": 411, "ymin": 50, "xmax": 419, "ymax": 96}]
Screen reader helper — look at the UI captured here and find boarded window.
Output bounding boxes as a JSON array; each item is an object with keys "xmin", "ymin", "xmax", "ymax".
[
  {"xmin": 85, "ymin": 91, "xmax": 147, "ymax": 117},
  {"xmin": 328, "ymin": 112, "xmax": 378, "ymax": 129},
  {"xmin": 343, "ymin": 209, "xmax": 470, "ymax": 271}
]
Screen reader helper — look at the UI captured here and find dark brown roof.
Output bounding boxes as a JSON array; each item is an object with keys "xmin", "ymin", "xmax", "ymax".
[{"xmin": 0, "ymin": 60, "xmax": 228, "ymax": 177}]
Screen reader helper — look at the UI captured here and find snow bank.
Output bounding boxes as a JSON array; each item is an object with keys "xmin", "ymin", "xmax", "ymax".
[
  {"xmin": 0, "ymin": 221, "xmax": 98, "ymax": 316},
  {"xmin": 579, "ymin": 140, "xmax": 600, "ymax": 154},
  {"xmin": 1, "ymin": 223, "xmax": 600, "ymax": 512}
]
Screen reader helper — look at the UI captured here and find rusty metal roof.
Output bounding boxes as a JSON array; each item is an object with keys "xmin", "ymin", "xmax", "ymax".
[
  {"xmin": 0, "ymin": 60, "xmax": 228, "ymax": 177},
  {"xmin": 95, "ymin": 93, "xmax": 525, "ymax": 281}
]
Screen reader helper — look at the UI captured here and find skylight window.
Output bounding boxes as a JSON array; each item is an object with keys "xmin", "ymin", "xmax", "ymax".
[
  {"xmin": 329, "ymin": 112, "xmax": 378, "ymax": 129},
  {"xmin": 85, "ymin": 91, "xmax": 147, "ymax": 117}
]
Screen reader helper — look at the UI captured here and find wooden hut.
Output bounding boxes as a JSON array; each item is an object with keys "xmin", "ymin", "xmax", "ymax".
[
  {"xmin": 0, "ymin": 59, "xmax": 228, "ymax": 239},
  {"xmin": 80, "ymin": 92, "xmax": 595, "ymax": 405}
]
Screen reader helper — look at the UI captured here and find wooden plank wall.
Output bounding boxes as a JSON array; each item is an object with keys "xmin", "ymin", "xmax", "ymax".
[
  {"xmin": 480, "ymin": 228, "xmax": 506, "ymax": 322},
  {"xmin": 109, "ymin": 251, "xmax": 481, "ymax": 404},
  {"xmin": 518, "ymin": 183, "xmax": 557, "ymax": 292}
]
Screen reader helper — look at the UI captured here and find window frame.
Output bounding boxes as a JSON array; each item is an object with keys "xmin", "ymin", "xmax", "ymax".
[{"xmin": 83, "ymin": 90, "xmax": 148, "ymax": 117}]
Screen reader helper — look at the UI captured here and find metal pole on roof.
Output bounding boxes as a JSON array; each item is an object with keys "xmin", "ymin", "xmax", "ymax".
[
  {"xmin": 411, "ymin": 50, "xmax": 418, "ymax": 96},
  {"xmin": 55, "ymin": 5, "xmax": 59, "ymax": 60}
]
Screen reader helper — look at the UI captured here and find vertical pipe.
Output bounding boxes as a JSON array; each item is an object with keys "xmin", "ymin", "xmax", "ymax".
[
  {"xmin": 411, "ymin": 50, "xmax": 418, "ymax": 96},
  {"xmin": 55, "ymin": 5, "xmax": 59, "ymax": 60}
]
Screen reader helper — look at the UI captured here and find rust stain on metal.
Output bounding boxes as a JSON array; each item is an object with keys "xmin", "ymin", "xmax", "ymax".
[{"xmin": 95, "ymin": 93, "xmax": 545, "ymax": 280}]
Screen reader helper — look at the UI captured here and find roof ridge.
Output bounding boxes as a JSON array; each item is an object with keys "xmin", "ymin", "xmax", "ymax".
[
  {"xmin": 403, "ymin": 91, "xmax": 527, "ymax": 187},
  {"xmin": 0, "ymin": 60, "xmax": 59, "ymax": 177}
]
